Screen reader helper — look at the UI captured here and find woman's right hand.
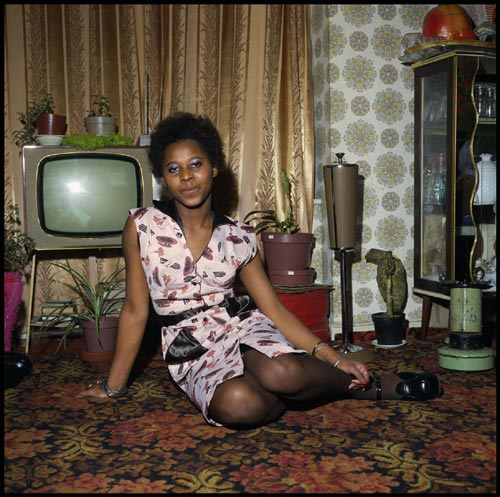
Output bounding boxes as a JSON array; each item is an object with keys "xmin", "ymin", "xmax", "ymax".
[{"xmin": 77, "ymin": 383, "xmax": 111, "ymax": 400}]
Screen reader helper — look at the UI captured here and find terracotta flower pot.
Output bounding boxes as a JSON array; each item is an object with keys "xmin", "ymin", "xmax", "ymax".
[
  {"xmin": 267, "ymin": 268, "xmax": 315, "ymax": 286},
  {"xmin": 80, "ymin": 315, "xmax": 119, "ymax": 360},
  {"xmin": 262, "ymin": 232, "xmax": 314, "ymax": 271},
  {"xmin": 36, "ymin": 113, "xmax": 66, "ymax": 135},
  {"xmin": 262, "ymin": 232, "xmax": 315, "ymax": 286}
]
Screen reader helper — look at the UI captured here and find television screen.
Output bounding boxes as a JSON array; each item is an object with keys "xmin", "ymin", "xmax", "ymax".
[
  {"xmin": 23, "ymin": 146, "xmax": 160, "ymax": 250},
  {"xmin": 40, "ymin": 154, "xmax": 140, "ymax": 236}
]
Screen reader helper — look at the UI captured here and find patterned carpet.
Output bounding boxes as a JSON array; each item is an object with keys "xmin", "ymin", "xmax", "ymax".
[{"xmin": 4, "ymin": 329, "xmax": 497, "ymax": 493}]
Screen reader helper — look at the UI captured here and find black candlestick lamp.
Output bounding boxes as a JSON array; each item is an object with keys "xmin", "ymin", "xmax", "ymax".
[{"xmin": 324, "ymin": 154, "xmax": 372, "ymax": 360}]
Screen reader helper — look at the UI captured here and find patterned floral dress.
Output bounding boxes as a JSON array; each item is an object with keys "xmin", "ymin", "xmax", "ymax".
[{"xmin": 129, "ymin": 200, "xmax": 304, "ymax": 425}]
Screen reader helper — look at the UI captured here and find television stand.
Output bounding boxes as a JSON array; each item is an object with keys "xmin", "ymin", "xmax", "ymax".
[{"xmin": 24, "ymin": 247, "xmax": 123, "ymax": 355}]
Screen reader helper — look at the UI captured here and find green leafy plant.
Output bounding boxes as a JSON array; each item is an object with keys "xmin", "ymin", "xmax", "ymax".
[
  {"xmin": 4, "ymin": 204, "xmax": 36, "ymax": 273},
  {"xmin": 51, "ymin": 261, "xmax": 125, "ymax": 345},
  {"xmin": 366, "ymin": 248, "xmax": 408, "ymax": 317},
  {"xmin": 34, "ymin": 302, "xmax": 80, "ymax": 354},
  {"xmin": 243, "ymin": 169, "xmax": 300, "ymax": 234},
  {"xmin": 87, "ymin": 94, "xmax": 112, "ymax": 117},
  {"xmin": 12, "ymin": 94, "xmax": 56, "ymax": 148},
  {"xmin": 61, "ymin": 133, "xmax": 133, "ymax": 150}
]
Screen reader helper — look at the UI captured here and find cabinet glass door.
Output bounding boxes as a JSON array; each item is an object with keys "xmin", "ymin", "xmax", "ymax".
[
  {"xmin": 415, "ymin": 58, "xmax": 453, "ymax": 292},
  {"xmin": 421, "ymin": 72, "xmax": 448, "ymax": 282}
]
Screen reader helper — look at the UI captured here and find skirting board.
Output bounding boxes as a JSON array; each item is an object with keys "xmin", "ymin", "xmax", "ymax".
[{"xmin": 329, "ymin": 318, "xmax": 425, "ymax": 336}]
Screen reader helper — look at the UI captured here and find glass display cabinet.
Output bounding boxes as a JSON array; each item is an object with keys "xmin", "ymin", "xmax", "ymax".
[{"xmin": 408, "ymin": 43, "xmax": 496, "ymax": 335}]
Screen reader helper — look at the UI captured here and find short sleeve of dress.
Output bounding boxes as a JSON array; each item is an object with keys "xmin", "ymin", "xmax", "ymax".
[
  {"xmin": 237, "ymin": 222, "xmax": 258, "ymax": 267},
  {"xmin": 128, "ymin": 207, "xmax": 150, "ymax": 238}
]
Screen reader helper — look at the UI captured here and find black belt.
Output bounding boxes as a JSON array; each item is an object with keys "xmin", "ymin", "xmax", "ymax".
[
  {"xmin": 154, "ymin": 295, "xmax": 256, "ymax": 328},
  {"xmin": 154, "ymin": 295, "xmax": 257, "ymax": 364}
]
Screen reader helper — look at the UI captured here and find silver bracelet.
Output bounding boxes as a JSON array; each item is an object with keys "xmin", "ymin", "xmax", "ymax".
[
  {"xmin": 97, "ymin": 380, "xmax": 128, "ymax": 398},
  {"xmin": 333, "ymin": 358, "xmax": 343, "ymax": 368},
  {"xmin": 311, "ymin": 340, "xmax": 327, "ymax": 358}
]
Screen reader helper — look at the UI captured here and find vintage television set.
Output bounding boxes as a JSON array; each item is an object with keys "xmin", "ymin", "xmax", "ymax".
[{"xmin": 22, "ymin": 146, "xmax": 163, "ymax": 250}]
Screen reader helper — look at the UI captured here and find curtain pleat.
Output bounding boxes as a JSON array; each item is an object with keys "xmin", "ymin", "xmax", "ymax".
[
  {"xmin": 4, "ymin": 3, "xmax": 314, "ymax": 315},
  {"xmin": 117, "ymin": 5, "xmax": 141, "ymax": 140},
  {"xmin": 64, "ymin": 5, "xmax": 87, "ymax": 134}
]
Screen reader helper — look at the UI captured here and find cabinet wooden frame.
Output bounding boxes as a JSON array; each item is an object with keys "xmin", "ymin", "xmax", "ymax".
[{"xmin": 412, "ymin": 48, "xmax": 496, "ymax": 297}]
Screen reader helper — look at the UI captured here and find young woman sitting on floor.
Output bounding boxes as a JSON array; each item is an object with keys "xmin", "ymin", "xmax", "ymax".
[{"xmin": 79, "ymin": 112, "xmax": 442, "ymax": 428}]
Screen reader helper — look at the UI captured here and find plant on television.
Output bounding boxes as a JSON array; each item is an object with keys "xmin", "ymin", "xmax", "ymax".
[
  {"xmin": 61, "ymin": 133, "xmax": 134, "ymax": 150},
  {"xmin": 87, "ymin": 94, "xmax": 112, "ymax": 117},
  {"xmin": 4, "ymin": 203, "xmax": 36, "ymax": 274},
  {"xmin": 243, "ymin": 169, "xmax": 300, "ymax": 235},
  {"xmin": 12, "ymin": 94, "xmax": 55, "ymax": 148}
]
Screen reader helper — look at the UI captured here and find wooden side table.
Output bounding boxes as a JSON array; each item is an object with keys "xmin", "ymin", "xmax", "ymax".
[
  {"xmin": 413, "ymin": 287, "xmax": 496, "ymax": 344},
  {"xmin": 412, "ymin": 287, "xmax": 451, "ymax": 339},
  {"xmin": 273, "ymin": 284, "xmax": 333, "ymax": 342}
]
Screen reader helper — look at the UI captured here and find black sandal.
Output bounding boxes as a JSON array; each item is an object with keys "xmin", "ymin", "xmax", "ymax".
[{"xmin": 372, "ymin": 372, "xmax": 442, "ymax": 401}]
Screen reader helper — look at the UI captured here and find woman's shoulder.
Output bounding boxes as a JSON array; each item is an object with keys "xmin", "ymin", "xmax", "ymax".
[
  {"xmin": 129, "ymin": 205, "xmax": 176, "ymax": 229},
  {"xmin": 129, "ymin": 205, "xmax": 157, "ymax": 222},
  {"xmin": 218, "ymin": 214, "xmax": 256, "ymax": 236}
]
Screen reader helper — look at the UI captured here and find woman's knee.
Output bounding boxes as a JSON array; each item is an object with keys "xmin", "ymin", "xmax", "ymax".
[
  {"xmin": 255, "ymin": 354, "xmax": 308, "ymax": 394},
  {"xmin": 209, "ymin": 379, "xmax": 282, "ymax": 428}
]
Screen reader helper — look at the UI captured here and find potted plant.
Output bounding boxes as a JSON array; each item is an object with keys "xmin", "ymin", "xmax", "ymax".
[
  {"xmin": 365, "ymin": 248, "xmax": 408, "ymax": 346},
  {"xmin": 51, "ymin": 261, "xmax": 125, "ymax": 361},
  {"xmin": 61, "ymin": 133, "xmax": 133, "ymax": 150},
  {"xmin": 4, "ymin": 204, "xmax": 36, "ymax": 352},
  {"xmin": 12, "ymin": 94, "xmax": 66, "ymax": 147},
  {"xmin": 244, "ymin": 169, "xmax": 315, "ymax": 286},
  {"xmin": 84, "ymin": 94, "xmax": 117, "ymax": 136}
]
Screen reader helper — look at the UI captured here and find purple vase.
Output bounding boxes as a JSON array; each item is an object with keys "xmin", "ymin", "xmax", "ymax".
[{"xmin": 4, "ymin": 272, "xmax": 24, "ymax": 352}]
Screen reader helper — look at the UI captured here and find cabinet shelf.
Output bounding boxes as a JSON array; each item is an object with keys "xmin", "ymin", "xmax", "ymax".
[
  {"xmin": 422, "ymin": 204, "xmax": 446, "ymax": 214},
  {"xmin": 30, "ymin": 327, "xmax": 82, "ymax": 339},
  {"xmin": 478, "ymin": 117, "xmax": 496, "ymax": 125},
  {"xmin": 30, "ymin": 315, "xmax": 78, "ymax": 326},
  {"xmin": 423, "ymin": 126, "xmax": 447, "ymax": 135},
  {"xmin": 458, "ymin": 226, "xmax": 475, "ymax": 236}
]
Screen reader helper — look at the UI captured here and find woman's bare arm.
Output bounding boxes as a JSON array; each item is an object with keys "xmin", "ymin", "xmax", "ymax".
[
  {"xmin": 238, "ymin": 256, "xmax": 370, "ymax": 386},
  {"xmin": 78, "ymin": 216, "xmax": 150, "ymax": 398}
]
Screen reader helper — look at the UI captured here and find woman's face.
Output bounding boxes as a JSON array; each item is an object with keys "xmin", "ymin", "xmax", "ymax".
[{"xmin": 161, "ymin": 139, "xmax": 218, "ymax": 209}]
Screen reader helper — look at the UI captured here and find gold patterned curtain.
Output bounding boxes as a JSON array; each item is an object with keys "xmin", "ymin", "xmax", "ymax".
[{"xmin": 4, "ymin": 4, "xmax": 314, "ymax": 317}]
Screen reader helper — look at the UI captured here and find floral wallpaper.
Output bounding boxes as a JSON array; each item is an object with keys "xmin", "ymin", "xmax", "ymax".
[{"xmin": 309, "ymin": 4, "xmax": 491, "ymax": 334}]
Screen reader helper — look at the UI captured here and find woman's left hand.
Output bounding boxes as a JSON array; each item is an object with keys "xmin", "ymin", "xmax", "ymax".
[{"xmin": 335, "ymin": 358, "xmax": 372, "ymax": 391}]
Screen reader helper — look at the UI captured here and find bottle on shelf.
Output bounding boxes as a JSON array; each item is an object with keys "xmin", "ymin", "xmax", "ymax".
[{"xmin": 474, "ymin": 153, "xmax": 496, "ymax": 206}]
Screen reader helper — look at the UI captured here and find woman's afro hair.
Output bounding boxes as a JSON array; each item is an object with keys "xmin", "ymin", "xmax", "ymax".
[{"xmin": 148, "ymin": 112, "xmax": 227, "ymax": 179}]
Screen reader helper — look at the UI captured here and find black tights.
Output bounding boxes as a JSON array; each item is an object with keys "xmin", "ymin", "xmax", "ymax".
[{"xmin": 208, "ymin": 349, "xmax": 402, "ymax": 429}]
